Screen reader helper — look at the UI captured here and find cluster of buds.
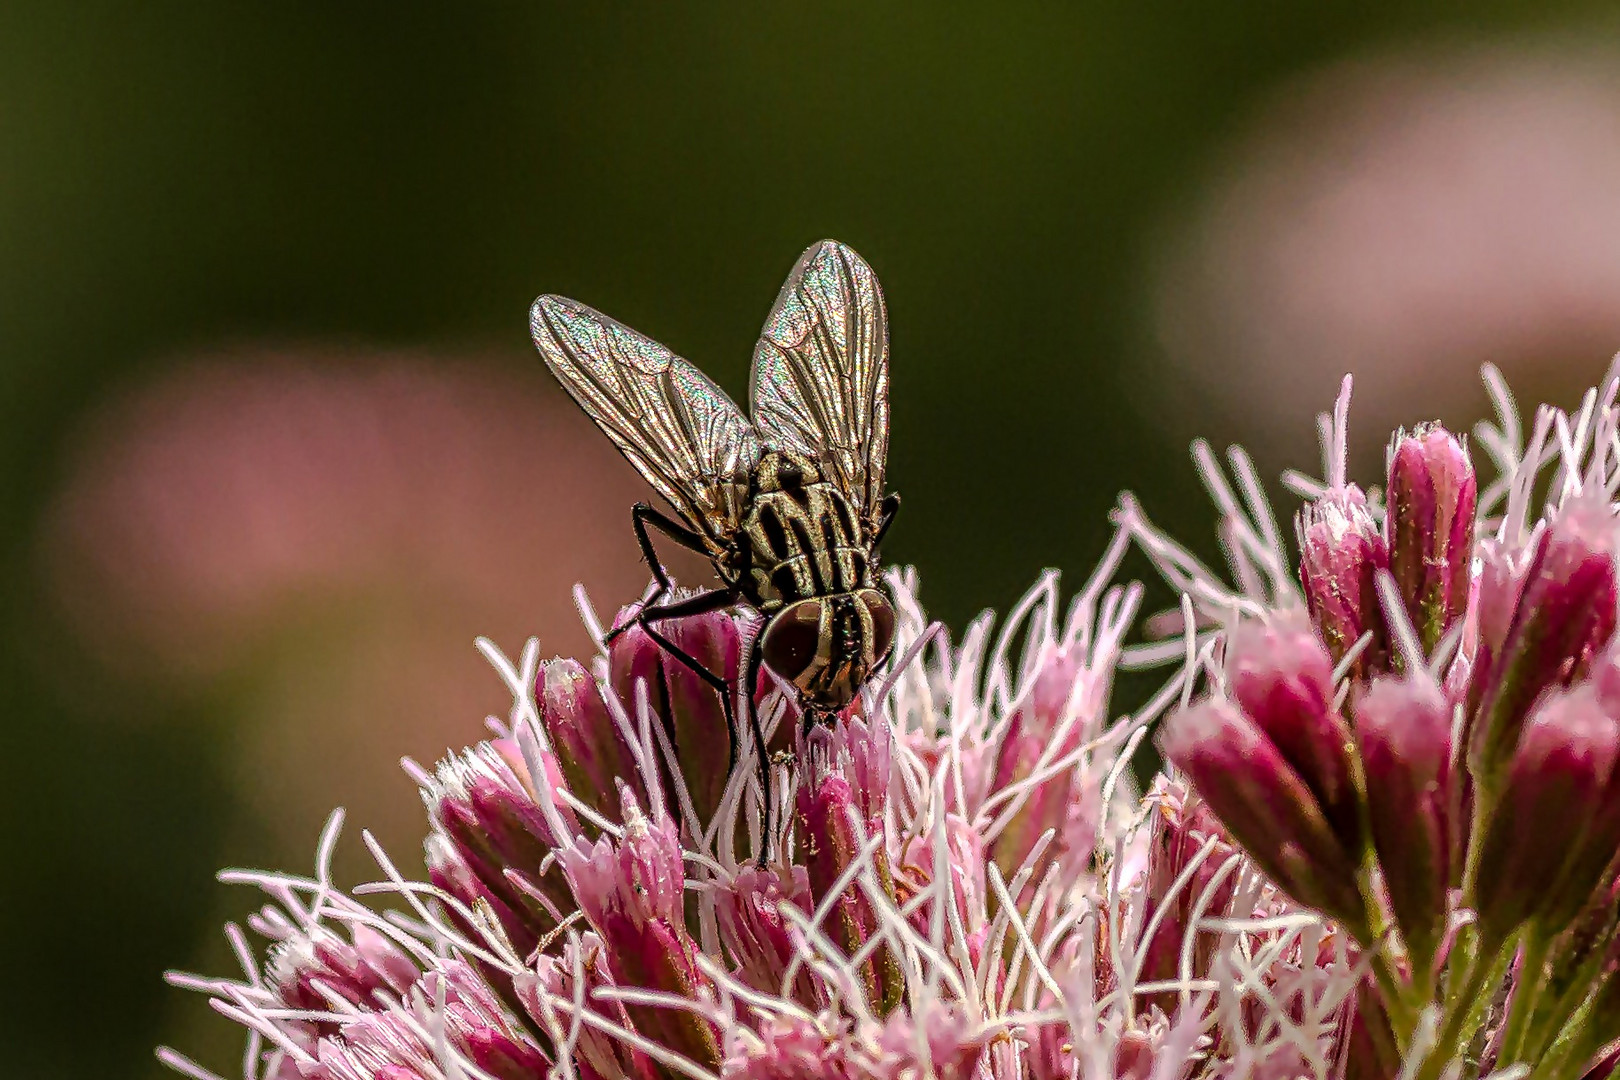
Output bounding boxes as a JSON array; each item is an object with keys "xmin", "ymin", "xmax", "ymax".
[
  {"xmin": 163, "ymin": 357, "xmax": 1620, "ymax": 1078},
  {"xmin": 167, "ymin": 548, "xmax": 1382, "ymax": 1080},
  {"xmin": 1136, "ymin": 371, "xmax": 1620, "ymax": 1076}
]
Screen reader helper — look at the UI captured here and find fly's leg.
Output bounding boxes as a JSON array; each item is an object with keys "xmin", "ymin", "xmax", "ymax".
[
  {"xmin": 633, "ymin": 586, "xmax": 743, "ymax": 761},
  {"xmin": 610, "ymin": 505, "xmax": 773, "ymax": 856},
  {"xmin": 605, "ymin": 502, "xmax": 713, "ymax": 644},
  {"xmin": 741, "ymin": 631, "xmax": 775, "ymax": 865},
  {"xmin": 630, "ymin": 587, "xmax": 772, "ymax": 846},
  {"xmin": 871, "ymin": 492, "xmax": 902, "ymax": 549}
]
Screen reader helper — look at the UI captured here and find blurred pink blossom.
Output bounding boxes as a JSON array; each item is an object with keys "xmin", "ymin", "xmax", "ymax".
[
  {"xmin": 38, "ymin": 351, "xmax": 703, "ymax": 861},
  {"xmin": 1154, "ymin": 41, "xmax": 1620, "ymax": 465}
]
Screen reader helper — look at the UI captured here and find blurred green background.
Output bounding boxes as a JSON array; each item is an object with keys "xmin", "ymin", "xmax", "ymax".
[{"xmin": 4, "ymin": 4, "xmax": 1617, "ymax": 1078}]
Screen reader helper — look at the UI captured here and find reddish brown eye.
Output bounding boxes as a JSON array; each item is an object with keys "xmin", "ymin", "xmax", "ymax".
[
  {"xmin": 761, "ymin": 600, "xmax": 825, "ymax": 685},
  {"xmin": 860, "ymin": 588, "xmax": 896, "ymax": 664}
]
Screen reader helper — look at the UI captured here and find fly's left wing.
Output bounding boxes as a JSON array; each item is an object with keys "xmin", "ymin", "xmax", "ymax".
[
  {"xmin": 531, "ymin": 295, "xmax": 760, "ymax": 549},
  {"xmin": 749, "ymin": 240, "xmax": 890, "ymax": 527}
]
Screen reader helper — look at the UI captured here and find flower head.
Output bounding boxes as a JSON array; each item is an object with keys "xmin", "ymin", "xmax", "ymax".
[{"xmin": 165, "ymin": 363, "xmax": 1620, "ymax": 1080}]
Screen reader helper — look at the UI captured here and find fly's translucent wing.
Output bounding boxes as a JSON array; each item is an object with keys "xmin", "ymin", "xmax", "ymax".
[
  {"xmin": 749, "ymin": 240, "xmax": 890, "ymax": 523},
  {"xmin": 530, "ymin": 295, "xmax": 760, "ymax": 547}
]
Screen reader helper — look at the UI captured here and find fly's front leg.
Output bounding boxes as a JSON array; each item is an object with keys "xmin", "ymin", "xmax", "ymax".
[
  {"xmin": 633, "ymin": 585, "xmax": 745, "ymax": 790},
  {"xmin": 606, "ymin": 502, "xmax": 712, "ymax": 643}
]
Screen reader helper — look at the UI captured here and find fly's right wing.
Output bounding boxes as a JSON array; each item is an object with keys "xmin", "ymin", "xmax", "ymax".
[
  {"xmin": 530, "ymin": 295, "xmax": 760, "ymax": 548},
  {"xmin": 749, "ymin": 240, "xmax": 890, "ymax": 527}
]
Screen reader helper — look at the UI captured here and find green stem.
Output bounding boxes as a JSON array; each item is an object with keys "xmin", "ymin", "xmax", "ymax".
[
  {"xmin": 1414, "ymin": 929, "xmax": 1512, "ymax": 1080},
  {"xmin": 1497, "ymin": 930, "xmax": 1549, "ymax": 1066},
  {"xmin": 1460, "ymin": 774, "xmax": 1495, "ymax": 909},
  {"xmin": 1371, "ymin": 948, "xmax": 1415, "ymax": 1050},
  {"xmin": 1520, "ymin": 934, "xmax": 1609, "ymax": 1064},
  {"xmin": 1354, "ymin": 869, "xmax": 1417, "ymax": 1047}
]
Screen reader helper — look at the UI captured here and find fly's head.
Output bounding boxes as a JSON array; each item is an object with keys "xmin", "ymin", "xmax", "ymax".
[{"xmin": 759, "ymin": 587, "xmax": 896, "ymax": 712}]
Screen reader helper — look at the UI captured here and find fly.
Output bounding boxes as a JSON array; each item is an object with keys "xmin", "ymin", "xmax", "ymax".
[{"xmin": 529, "ymin": 240, "xmax": 899, "ymax": 840}]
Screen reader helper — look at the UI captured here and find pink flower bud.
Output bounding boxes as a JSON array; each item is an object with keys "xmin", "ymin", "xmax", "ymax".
[
  {"xmin": 1470, "ymin": 497, "xmax": 1620, "ymax": 785},
  {"xmin": 520, "ymin": 933, "xmax": 656, "ymax": 1080},
  {"xmin": 721, "ymin": 1015, "xmax": 847, "ymax": 1079},
  {"xmin": 1298, "ymin": 486, "xmax": 1390, "ymax": 680},
  {"xmin": 431, "ymin": 964, "xmax": 551, "ymax": 1080},
  {"xmin": 558, "ymin": 787, "xmax": 721, "ymax": 1071},
  {"xmin": 1335, "ymin": 970, "xmax": 1400, "ymax": 1080},
  {"xmin": 1162, "ymin": 698, "xmax": 1366, "ymax": 935},
  {"xmin": 1113, "ymin": 1029, "xmax": 1157, "ymax": 1080},
  {"xmin": 795, "ymin": 718, "xmax": 905, "ymax": 1017},
  {"xmin": 539, "ymin": 657, "xmax": 644, "ymax": 822},
  {"xmin": 986, "ymin": 646, "xmax": 1104, "ymax": 880},
  {"xmin": 897, "ymin": 813, "xmax": 989, "ymax": 960},
  {"xmin": 303, "ymin": 964, "xmax": 547, "ymax": 1080},
  {"xmin": 874, "ymin": 1002, "xmax": 993, "ymax": 1080},
  {"xmin": 1582, "ymin": 1045, "xmax": 1620, "ymax": 1080},
  {"xmin": 713, "ymin": 864, "xmax": 820, "ymax": 1008},
  {"xmin": 1474, "ymin": 685, "xmax": 1620, "ymax": 943},
  {"xmin": 424, "ymin": 741, "xmax": 577, "ymax": 953},
  {"xmin": 268, "ymin": 925, "xmax": 420, "ymax": 1036},
  {"xmin": 425, "ymin": 833, "xmax": 543, "ymax": 960},
  {"xmin": 610, "ymin": 598, "xmax": 745, "ymax": 826},
  {"xmin": 1356, "ymin": 675, "xmax": 1452, "ymax": 970},
  {"xmin": 1138, "ymin": 779, "xmax": 1239, "ymax": 1012},
  {"xmin": 1386, "ymin": 425, "xmax": 1477, "ymax": 656},
  {"xmin": 307, "ymin": 1008, "xmax": 437, "ymax": 1080},
  {"xmin": 1226, "ymin": 621, "xmax": 1363, "ymax": 855}
]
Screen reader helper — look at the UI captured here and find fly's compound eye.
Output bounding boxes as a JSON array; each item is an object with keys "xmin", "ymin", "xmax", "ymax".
[
  {"xmin": 859, "ymin": 588, "xmax": 896, "ymax": 665},
  {"xmin": 761, "ymin": 599, "xmax": 826, "ymax": 686}
]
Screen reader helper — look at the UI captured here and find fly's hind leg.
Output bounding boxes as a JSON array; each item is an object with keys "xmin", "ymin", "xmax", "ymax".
[{"xmin": 741, "ymin": 630, "xmax": 776, "ymax": 865}]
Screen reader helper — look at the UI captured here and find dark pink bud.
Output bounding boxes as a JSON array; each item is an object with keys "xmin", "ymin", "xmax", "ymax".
[
  {"xmin": 1474, "ymin": 685, "xmax": 1620, "ymax": 942},
  {"xmin": 424, "ymin": 741, "xmax": 578, "ymax": 952},
  {"xmin": 609, "ymin": 597, "xmax": 744, "ymax": 826},
  {"xmin": 1470, "ymin": 497, "xmax": 1620, "ymax": 786},
  {"xmin": 713, "ymin": 864, "xmax": 820, "ymax": 1008},
  {"xmin": 1335, "ymin": 970, "xmax": 1400, "ymax": 1080},
  {"xmin": 557, "ymin": 788, "xmax": 721, "ymax": 1071},
  {"xmin": 1298, "ymin": 486, "xmax": 1390, "ymax": 680},
  {"xmin": 539, "ymin": 657, "xmax": 644, "ymax": 822},
  {"xmin": 986, "ymin": 645, "xmax": 1106, "ymax": 881},
  {"xmin": 1023, "ymin": 1019, "xmax": 1075, "ymax": 1080},
  {"xmin": 1226, "ymin": 621, "xmax": 1363, "ymax": 854},
  {"xmin": 425, "ymin": 833, "xmax": 543, "ymax": 960},
  {"xmin": 1386, "ymin": 425, "xmax": 1477, "ymax": 657},
  {"xmin": 795, "ymin": 718, "xmax": 904, "ymax": 1017},
  {"xmin": 1138, "ymin": 779, "xmax": 1239, "ymax": 1013},
  {"xmin": 1583, "ymin": 1045, "xmax": 1620, "ymax": 1080},
  {"xmin": 267, "ymin": 925, "xmax": 420, "ymax": 1035},
  {"xmin": 1357, "ymin": 675, "xmax": 1452, "ymax": 971},
  {"xmin": 1162, "ymin": 698, "xmax": 1366, "ymax": 935},
  {"xmin": 1113, "ymin": 1029, "xmax": 1156, "ymax": 1080},
  {"xmin": 432, "ymin": 964, "xmax": 552, "ymax": 1080},
  {"xmin": 519, "ymin": 933, "xmax": 655, "ymax": 1080}
]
